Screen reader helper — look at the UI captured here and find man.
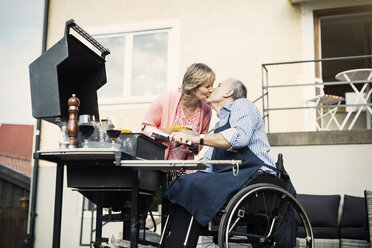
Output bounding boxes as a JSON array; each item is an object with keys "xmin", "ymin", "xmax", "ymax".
[{"xmin": 163, "ymin": 78, "xmax": 277, "ymax": 248}]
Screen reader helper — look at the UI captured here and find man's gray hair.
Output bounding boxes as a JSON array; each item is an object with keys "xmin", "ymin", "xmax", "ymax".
[{"xmin": 230, "ymin": 78, "xmax": 247, "ymax": 99}]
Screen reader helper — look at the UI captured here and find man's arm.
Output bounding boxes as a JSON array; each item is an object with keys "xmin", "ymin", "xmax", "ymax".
[
  {"xmin": 169, "ymin": 132, "xmax": 231, "ymax": 150},
  {"xmin": 222, "ymin": 99, "xmax": 258, "ymax": 150}
]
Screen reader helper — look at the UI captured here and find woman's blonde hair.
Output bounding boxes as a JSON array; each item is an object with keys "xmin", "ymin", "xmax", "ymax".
[{"xmin": 181, "ymin": 63, "xmax": 215, "ymax": 96}]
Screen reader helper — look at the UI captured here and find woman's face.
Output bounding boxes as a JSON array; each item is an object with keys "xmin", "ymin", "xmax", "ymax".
[{"xmin": 193, "ymin": 79, "xmax": 214, "ymax": 101}]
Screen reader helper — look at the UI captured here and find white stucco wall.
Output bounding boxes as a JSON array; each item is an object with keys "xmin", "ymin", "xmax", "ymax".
[
  {"xmin": 30, "ymin": 0, "xmax": 372, "ymax": 247},
  {"xmin": 271, "ymin": 144, "xmax": 372, "ymax": 197}
]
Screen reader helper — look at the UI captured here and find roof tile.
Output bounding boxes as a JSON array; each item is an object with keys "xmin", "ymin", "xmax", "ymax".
[{"xmin": 0, "ymin": 124, "xmax": 34, "ymax": 176}]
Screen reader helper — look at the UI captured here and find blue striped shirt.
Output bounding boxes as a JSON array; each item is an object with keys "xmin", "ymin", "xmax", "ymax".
[{"xmin": 204, "ymin": 98, "xmax": 276, "ymax": 171}]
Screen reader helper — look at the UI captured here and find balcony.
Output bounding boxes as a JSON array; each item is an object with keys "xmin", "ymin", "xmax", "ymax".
[{"xmin": 257, "ymin": 55, "xmax": 372, "ymax": 135}]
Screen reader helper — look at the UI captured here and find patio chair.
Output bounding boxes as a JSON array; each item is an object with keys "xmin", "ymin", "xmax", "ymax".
[{"xmin": 306, "ymin": 77, "xmax": 345, "ymax": 130}]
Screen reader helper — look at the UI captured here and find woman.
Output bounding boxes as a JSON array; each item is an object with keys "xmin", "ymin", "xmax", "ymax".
[{"xmin": 141, "ymin": 63, "xmax": 215, "ymax": 160}]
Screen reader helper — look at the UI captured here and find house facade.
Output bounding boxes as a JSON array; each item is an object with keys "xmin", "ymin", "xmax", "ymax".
[{"xmin": 30, "ymin": 0, "xmax": 372, "ymax": 247}]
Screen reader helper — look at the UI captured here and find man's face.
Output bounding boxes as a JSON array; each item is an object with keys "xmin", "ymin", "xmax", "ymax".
[{"xmin": 206, "ymin": 79, "xmax": 233, "ymax": 104}]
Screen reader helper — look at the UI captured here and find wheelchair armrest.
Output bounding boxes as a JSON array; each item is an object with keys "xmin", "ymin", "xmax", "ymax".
[
  {"xmin": 276, "ymin": 153, "xmax": 284, "ymax": 171},
  {"xmin": 276, "ymin": 153, "xmax": 290, "ymax": 180}
]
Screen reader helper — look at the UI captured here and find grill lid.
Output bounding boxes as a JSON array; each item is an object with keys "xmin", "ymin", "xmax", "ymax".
[{"xmin": 29, "ymin": 19, "xmax": 110, "ymax": 124}]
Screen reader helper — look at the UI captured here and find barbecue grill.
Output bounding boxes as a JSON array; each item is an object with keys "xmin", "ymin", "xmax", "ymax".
[{"xmin": 29, "ymin": 17, "xmax": 166, "ymax": 195}]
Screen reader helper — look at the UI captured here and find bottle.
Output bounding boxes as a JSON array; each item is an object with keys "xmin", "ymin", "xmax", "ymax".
[{"xmin": 58, "ymin": 124, "xmax": 69, "ymax": 149}]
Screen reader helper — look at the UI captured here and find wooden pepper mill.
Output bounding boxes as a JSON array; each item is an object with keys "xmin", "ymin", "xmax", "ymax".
[{"xmin": 67, "ymin": 94, "xmax": 80, "ymax": 148}]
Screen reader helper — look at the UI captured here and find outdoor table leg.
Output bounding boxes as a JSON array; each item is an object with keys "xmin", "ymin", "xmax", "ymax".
[
  {"xmin": 161, "ymin": 173, "xmax": 168, "ymax": 233},
  {"xmin": 52, "ymin": 162, "xmax": 64, "ymax": 248},
  {"xmin": 336, "ymin": 69, "xmax": 372, "ymax": 130},
  {"xmin": 130, "ymin": 171, "xmax": 139, "ymax": 248},
  {"xmin": 123, "ymin": 219, "xmax": 130, "ymax": 240},
  {"xmin": 96, "ymin": 205, "xmax": 103, "ymax": 245}
]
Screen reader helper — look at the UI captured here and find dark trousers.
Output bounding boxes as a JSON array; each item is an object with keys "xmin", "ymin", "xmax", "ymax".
[{"xmin": 164, "ymin": 203, "xmax": 203, "ymax": 248}]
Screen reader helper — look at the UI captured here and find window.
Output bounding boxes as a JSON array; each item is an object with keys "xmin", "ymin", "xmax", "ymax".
[
  {"xmin": 131, "ymin": 32, "xmax": 168, "ymax": 96},
  {"xmin": 83, "ymin": 197, "xmax": 95, "ymax": 212},
  {"xmin": 312, "ymin": 6, "xmax": 372, "ymax": 130},
  {"xmin": 92, "ymin": 23, "xmax": 177, "ymax": 104},
  {"xmin": 314, "ymin": 6, "xmax": 372, "ymax": 97},
  {"xmin": 320, "ymin": 12, "xmax": 372, "ymax": 96},
  {"xmin": 96, "ymin": 35, "xmax": 126, "ymax": 98}
]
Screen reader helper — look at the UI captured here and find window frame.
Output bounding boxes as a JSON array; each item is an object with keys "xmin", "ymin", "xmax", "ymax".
[
  {"xmin": 313, "ymin": 5, "xmax": 372, "ymax": 78},
  {"xmin": 86, "ymin": 20, "xmax": 180, "ymax": 106}
]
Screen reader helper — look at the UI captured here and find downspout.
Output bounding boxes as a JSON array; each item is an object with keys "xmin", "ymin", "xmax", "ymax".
[{"xmin": 23, "ymin": 0, "xmax": 49, "ymax": 247}]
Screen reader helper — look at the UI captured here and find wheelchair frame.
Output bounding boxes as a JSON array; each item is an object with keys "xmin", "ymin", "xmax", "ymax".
[
  {"xmin": 217, "ymin": 182, "xmax": 314, "ymax": 247},
  {"xmin": 156, "ymin": 155, "xmax": 314, "ymax": 248}
]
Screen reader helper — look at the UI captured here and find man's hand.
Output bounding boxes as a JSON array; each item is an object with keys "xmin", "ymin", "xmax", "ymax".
[
  {"xmin": 170, "ymin": 132, "xmax": 231, "ymax": 150},
  {"xmin": 170, "ymin": 132, "xmax": 199, "ymax": 146}
]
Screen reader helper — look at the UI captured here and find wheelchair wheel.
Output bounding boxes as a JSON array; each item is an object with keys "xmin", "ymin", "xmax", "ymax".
[{"xmin": 218, "ymin": 183, "xmax": 313, "ymax": 248}]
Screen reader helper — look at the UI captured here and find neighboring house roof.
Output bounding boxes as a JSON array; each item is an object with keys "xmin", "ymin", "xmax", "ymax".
[
  {"xmin": 0, "ymin": 163, "xmax": 31, "ymax": 191},
  {"xmin": 0, "ymin": 124, "xmax": 34, "ymax": 177}
]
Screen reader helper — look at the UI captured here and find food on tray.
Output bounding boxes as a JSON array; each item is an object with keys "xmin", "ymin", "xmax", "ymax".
[
  {"xmin": 121, "ymin": 129, "xmax": 132, "ymax": 133},
  {"xmin": 167, "ymin": 125, "xmax": 192, "ymax": 132}
]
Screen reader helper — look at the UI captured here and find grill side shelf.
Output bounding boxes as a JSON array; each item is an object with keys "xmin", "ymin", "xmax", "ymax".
[{"xmin": 35, "ymin": 149, "xmax": 137, "ymax": 165}]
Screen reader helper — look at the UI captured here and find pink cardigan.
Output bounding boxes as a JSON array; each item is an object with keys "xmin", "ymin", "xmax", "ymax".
[{"xmin": 141, "ymin": 90, "xmax": 212, "ymax": 160}]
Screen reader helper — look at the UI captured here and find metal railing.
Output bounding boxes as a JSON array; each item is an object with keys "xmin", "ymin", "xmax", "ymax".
[{"xmin": 260, "ymin": 55, "xmax": 372, "ymax": 133}]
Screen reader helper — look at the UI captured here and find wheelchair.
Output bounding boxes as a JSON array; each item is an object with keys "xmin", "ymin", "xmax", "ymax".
[{"xmin": 156, "ymin": 154, "xmax": 314, "ymax": 248}]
